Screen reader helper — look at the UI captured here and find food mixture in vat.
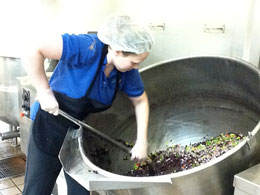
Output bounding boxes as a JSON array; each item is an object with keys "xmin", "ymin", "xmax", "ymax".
[
  {"xmin": 127, "ymin": 132, "xmax": 245, "ymax": 176},
  {"xmin": 82, "ymin": 130, "xmax": 245, "ymax": 177}
]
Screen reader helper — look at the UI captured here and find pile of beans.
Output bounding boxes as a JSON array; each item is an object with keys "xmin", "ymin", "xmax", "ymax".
[{"xmin": 126, "ymin": 132, "xmax": 245, "ymax": 177}]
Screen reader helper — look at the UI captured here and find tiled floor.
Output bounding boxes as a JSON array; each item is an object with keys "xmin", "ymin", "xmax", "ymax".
[
  {"xmin": 0, "ymin": 121, "xmax": 67, "ymax": 195},
  {"xmin": 0, "ymin": 121, "xmax": 97, "ymax": 195},
  {"xmin": 0, "ymin": 121, "xmax": 25, "ymax": 195},
  {"xmin": 0, "ymin": 141, "xmax": 23, "ymax": 161},
  {"xmin": 0, "ymin": 176, "xmax": 24, "ymax": 195}
]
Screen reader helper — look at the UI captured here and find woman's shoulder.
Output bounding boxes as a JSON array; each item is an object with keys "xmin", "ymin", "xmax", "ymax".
[
  {"xmin": 61, "ymin": 33, "xmax": 104, "ymax": 65},
  {"xmin": 62, "ymin": 33, "xmax": 103, "ymax": 48}
]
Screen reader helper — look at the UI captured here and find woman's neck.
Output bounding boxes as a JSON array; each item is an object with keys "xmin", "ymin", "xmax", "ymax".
[
  {"xmin": 104, "ymin": 63, "xmax": 115, "ymax": 77},
  {"xmin": 104, "ymin": 48, "xmax": 115, "ymax": 77}
]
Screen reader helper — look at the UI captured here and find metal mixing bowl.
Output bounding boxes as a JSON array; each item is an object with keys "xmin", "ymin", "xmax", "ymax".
[{"xmin": 79, "ymin": 56, "xmax": 260, "ymax": 195}]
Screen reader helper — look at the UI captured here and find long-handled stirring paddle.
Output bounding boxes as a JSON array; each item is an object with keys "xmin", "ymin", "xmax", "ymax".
[{"xmin": 58, "ymin": 109, "xmax": 131, "ymax": 153}]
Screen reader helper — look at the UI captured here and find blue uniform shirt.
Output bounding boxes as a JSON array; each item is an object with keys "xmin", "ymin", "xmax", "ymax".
[{"xmin": 30, "ymin": 34, "xmax": 144, "ymax": 120}]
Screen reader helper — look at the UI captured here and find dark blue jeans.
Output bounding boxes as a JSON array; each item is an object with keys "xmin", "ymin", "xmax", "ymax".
[{"xmin": 22, "ymin": 125, "xmax": 90, "ymax": 195}]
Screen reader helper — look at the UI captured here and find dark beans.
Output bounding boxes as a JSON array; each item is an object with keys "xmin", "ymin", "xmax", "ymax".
[{"xmin": 126, "ymin": 132, "xmax": 244, "ymax": 177}]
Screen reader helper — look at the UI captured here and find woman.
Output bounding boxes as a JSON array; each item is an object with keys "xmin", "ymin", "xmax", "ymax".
[{"xmin": 22, "ymin": 15, "xmax": 153, "ymax": 195}]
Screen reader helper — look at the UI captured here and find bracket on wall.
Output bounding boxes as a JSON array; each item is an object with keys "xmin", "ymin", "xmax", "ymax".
[
  {"xmin": 203, "ymin": 24, "xmax": 225, "ymax": 33},
  {"xmin": 148, "ymin": 23, "xmax": 166, "ymax": 31}
]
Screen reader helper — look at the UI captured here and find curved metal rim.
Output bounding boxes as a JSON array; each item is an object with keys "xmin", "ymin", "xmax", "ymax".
[
  {"xmin": 140, "ymin": 55, "xmax": 260, "ymax": 76},
  {"xmin": 79, "ymin": 55, "xmax": 258, "ymax": 180},
  {"xmin": 78, "ymin": 128, "xmax": 248, "ymax": 181}
]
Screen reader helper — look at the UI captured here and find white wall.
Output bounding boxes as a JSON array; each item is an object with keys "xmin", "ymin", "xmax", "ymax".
[
  {"xmin": 0, "ymin": 0, "xmax": 118, "ymax": 57},
  {"xmin": 111, "ymin": 0, "xmax": 260, "ymax": 67},
  {"xmin": 0, "ymin": 0, "xmax": 24, "ymax": 57},
  {"xmin": 0, "ymin": 0, "xmax": 259, "ymax": 67},
  {"xmin": 242, "ymin": 0, "xmax": 260, "ymax": 67}
]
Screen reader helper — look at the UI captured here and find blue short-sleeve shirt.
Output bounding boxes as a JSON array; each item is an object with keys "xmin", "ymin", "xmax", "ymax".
[{"xmin": 30, "ymin": 34, "xmax": 144, "ymax": 119}]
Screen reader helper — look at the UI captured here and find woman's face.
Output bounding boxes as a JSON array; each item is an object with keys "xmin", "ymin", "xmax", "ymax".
[{"xmin": 110, "ymin": 51, "xmax": 149, "ymax": 72}]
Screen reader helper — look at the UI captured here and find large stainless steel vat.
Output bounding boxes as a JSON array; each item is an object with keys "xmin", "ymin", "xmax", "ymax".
[
  {"xmin": 60, "ymin": 56, "xmax": 260, "ymax": 195},
  {"xmin": 0, "ymin": 56, "xmax": 26, "ymax": 126}
]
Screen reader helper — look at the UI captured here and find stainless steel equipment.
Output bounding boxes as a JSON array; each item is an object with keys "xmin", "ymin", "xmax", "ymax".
[
  {"xmin": 17, "ymin": 72, "xmax": 53, "ymax": 154},
  {"xmin": 0, "ymin": 56, "xmax": 58, "ymax": 146},
  {"xmin": 17, "ymin": 76, "xmax": 36, "ymax": 154},
  {"xmin": 0, "ymin": 56, "xmax": 26, "ymax": 127},
  {"xmin": 60, "ymin": 56, "xmax": 260, "ymax": 195},
  {"xmin": 233, "ymin": 162, "xmax": 260, "ymax": 195},
  {"xmin": 16, "ymin": 59, "xmax": 58, "ymax": 153}
]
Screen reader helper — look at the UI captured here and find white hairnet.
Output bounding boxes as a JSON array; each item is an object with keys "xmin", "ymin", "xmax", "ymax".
[{"xmin": 97, "ymin": 15, "xmax": 153, "ymax": 54}]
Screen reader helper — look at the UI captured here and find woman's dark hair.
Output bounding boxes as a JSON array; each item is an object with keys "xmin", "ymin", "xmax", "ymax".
[
  {"xmin": 108, "ymin": 45, "xmax": 136, "ymax": 56},
  {"xmin": 122, "ymin": 51, "xmax": 136, "ymax": 56}
]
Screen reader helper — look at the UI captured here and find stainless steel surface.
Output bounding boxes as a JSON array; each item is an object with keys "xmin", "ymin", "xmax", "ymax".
[
  {"xmin": 0, "ymin": 57, "xmax": 56, "ymax": 145},
  {"xmin": 17, "ymin": 73, "xmax": 53, "ymax": 154},
  {"xmin": 59, "ymin": 127, "xmax": 172, "ymax": 191},
  {"xmin": 60, "ymin": 56, "xmax": 260, "ymax": 195},
  {"xmin": 17, "ymin": 76, "xmax": 36, "ymax": 154},
  {"xmin": 0, "ymin": 56, "xmax": 26, "ymax": 126},
  {"xmin": 58, "ymin": 110, "xmax": 131, "ymax": 153},
  {"xmin": 246, "ymin": 121, "xmax": 260, "ymax": 152},
  {"xmin": 233, "ymin": 163, "xmax": 260, "ymax": 195},
  {"xmin": 0, "ymin": 131, "xmax": 20, "ymax": 141}
]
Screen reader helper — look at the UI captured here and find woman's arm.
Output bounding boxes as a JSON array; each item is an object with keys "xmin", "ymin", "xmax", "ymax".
[
  {"xmin": 128, "ymin": 91, "xmax": 149, "ymax": 160},
  {"xmin": 22, "ymin": 34, "xmax": 63, "ymax": 115}
]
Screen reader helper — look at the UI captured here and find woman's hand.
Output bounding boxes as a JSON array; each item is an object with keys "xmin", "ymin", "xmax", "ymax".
[
  {"xmin": 36, "ymin": 88, "xmax": 59, "ymax": 115},
  {"xmin": 130, "ymin": 140, "xmax": 148, "ymax": 161}
]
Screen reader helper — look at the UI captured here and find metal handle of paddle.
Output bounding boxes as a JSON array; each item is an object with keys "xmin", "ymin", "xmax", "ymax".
[{"xmin": 58, "ymin": 110, "xmax": 131, "ymax": 153}]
